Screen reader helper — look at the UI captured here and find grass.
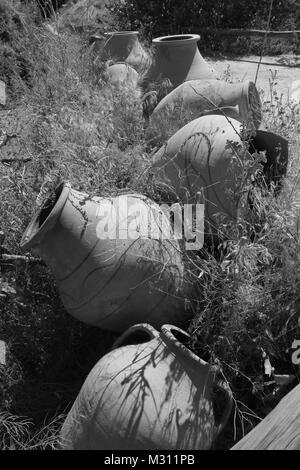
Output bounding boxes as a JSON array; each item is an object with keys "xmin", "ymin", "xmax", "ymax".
[{"xmin": 0, "ymin": 0, "xmax": 300, "ymax": 450}]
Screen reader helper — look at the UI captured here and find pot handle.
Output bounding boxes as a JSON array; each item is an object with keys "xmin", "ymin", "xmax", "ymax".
[
  {"xmin": 112, "ymin": 323, "xmax": 159, "ymax": 350},
  {"xmin": 213, "ymin": 378, "xmax": 233, "ymax": 438}
]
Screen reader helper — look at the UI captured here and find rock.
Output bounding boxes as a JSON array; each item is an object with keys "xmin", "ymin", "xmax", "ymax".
[
  {"xmin": 44, "ymin": 23, "xmax": 59, "ymax": 36},
  {"xmin": 0, "ymin": 81, "xmax": 6, "ymax": 106}
]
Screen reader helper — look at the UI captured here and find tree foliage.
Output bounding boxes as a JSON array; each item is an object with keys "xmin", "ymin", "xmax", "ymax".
[{"xmin": 111, "ymin": 0, "xmax": 300, "ymax": 39}]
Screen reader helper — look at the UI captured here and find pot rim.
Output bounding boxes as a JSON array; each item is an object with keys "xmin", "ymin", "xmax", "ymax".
[
  {"xmin": 161, "ymin": 324, "xmax": 219, "ymax": 372},
  {"xmin": 20, "ymin": 181, "xmax": 71, "ymax": 250},
  {"xmin": 153, "ymin": 34, "xmax": 200, "ymax": 46},
  {"xmin": 236, "ymin": 80, "xmax": 262, "ymax": 131},
  {"xmin": 104, "ymin": 31, "xmax": 139, "ymax": 37}
]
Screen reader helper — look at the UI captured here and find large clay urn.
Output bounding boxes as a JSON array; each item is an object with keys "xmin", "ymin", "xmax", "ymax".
[
  {"xmin": 152, "ymin": 115, "xmax": 289, "ymax": 237},
  {"xmin": 151, "ymin": 79, "xmax": 262, "ymax": 132},
  {"xmin": 142, "ymin": 34, "xmax": 216, "ymax": 90},
  {"xmin": 91, "ymin": 31, "xmax": 150, "ymax": 74},
  {"xmin": 20, "ymin": 184, "xmax": 188, "ymax": 332},
  {"xmin": 152, "ymin": 114, "xmax": 245, "ymax": 233},
  {"xmin": 60, "ymin": 323, "xmax": 232, "ymax": 450}
]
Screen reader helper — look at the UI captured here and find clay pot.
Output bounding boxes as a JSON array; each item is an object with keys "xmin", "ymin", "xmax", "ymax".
[
  {"xmin": 152, "ymin": 115, "xmax": 288, "ymax": 236},
  {"xmin": 152, "ymin": 114, "xmax": 245, "ymax": 231},
  {"xmin": 151, "ymin": 79, "xmax": 262, "ymax": 132},
  {"xmin": 92, "ymin": 31, "xmax": 150, "ymax": 74},
  {"xmin": 142, "ymin": 34, "xmax": 216, "ymax": 90},
  {"xmin": 60, "ymin": 323, "xmax": 232, "ymax": 450},
  {"xmin": 20, "ymin": 184, "xmax": 188, "ymax": 332},
  {"xmin": 106, "ymin": 63, "xmax": 139, "ymax": 87}
]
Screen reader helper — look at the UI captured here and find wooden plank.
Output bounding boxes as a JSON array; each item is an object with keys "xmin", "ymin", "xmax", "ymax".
[
  {"xmin": 198, "ymin": 28, "xmax": 299, "ymax": 41},
  {"xmin": 0, "ymin": 81, "xmax": 6, "ymax": 106},
  {"xmin": 0, "ymin": 340, "xmax": 6, "ymax": 365},
  {"xmin": 231, "ymin": 383, "xmax": 300, "ymax": 450}
]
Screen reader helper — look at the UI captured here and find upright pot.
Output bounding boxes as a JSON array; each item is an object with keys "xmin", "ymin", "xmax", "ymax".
[
  {"xmin": 92, "ymin": 31, "xmax": 150, "ymax": 74},
  {"xmin": 60, "ymin": 323, "xmax": 232, "ymax": 450},
  {"xmin": 20, "ymin": 184, "xmax": 187, "ymax": 332},
  {"xmin": 142, "ymin": 34, "xmax": 216, "ymax": 90},
  {"xmin": 151, "ymin": 79, "xmax": 262, "ymax": 132},
  {"xmin": 152, "ymin": 114, "xmax": 245, "ymax": 233}
]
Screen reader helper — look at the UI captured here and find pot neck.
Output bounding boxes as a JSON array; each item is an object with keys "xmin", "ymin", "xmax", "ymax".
[
  {"xmin": 153, "ymin": 34, "xmax": 200, "ymax": 48},
  {"xmin": 20, "ymin": 182, "xmax": 71, "ymax": 250},
  {"xmin": 105, "ymin": 32, "xmax": 139, "ymax": 44},
  {"xmin": 160, "ymin": 325, "xmax": 218, "ymax": 377}
]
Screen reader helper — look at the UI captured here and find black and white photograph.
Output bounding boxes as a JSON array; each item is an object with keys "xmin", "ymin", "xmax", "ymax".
[{"xmin": 0, "ymin": 0, "xmax": 300, "ymax": 454}]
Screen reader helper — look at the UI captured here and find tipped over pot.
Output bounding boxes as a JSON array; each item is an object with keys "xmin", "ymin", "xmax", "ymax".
[
  {"xmin": 150, "ymin": 79, "xmax": 262, "ymax": 133},
  {"xmin": 152, "ymin": 114, "xmax": 288, "ymax": 239},
  {"xmin": 60, "ymin": 323, "xmax": 232, "ymax": 450},
  {"xmin": 21, "ymin": 183, "xmax": 189, "ymax": 332}
]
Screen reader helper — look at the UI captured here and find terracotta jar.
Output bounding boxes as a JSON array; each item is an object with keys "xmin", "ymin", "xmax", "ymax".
[
  {"xmin": 92, "ymin": 31, "xmax": 150, "ymax": 74},
  {"xmin": 152, "ymin": 114, "xmax": 245, "ymax": 231},
  {"xmin": 151, "ymin": 79, "xmax": 262, "ymax": 132},
  {"xmin": 60, "ymin": 323, "xmax": 232, "ymax": 450},
  {"xmin": 152, "ymin": 115, "xmax": 288, "ymax": 236},
  {"xmin": 20, "ymin": 184, "xmax": 188, "ymax": 332},
  {"xmin": 142, "ymin": 34, "xmax": 216, "ymax": 90}
]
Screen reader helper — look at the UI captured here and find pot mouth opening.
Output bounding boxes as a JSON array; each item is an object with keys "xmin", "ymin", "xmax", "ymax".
[
  {"xmin": 239, "ymin": 80, "xmax": 262, "ymax": 129},
  {"xmin": 153, "ymin": 34, "xmax": 200, "ymax": 45},
  {"xmin": 115, "ymin": 330, "xmax": 153, "ymax": 347},
  {"xmin": 20, "ymin": 182, "xmax": 70, "ymax": 249},
  {"xmin": 112, "ymin": 324, "xmax": 159, "ymax": 349},
  {"xmin": 161, "ymin": 325, "xmax": 213, "ymax": 368},
  {"xmin": 38, "ymin": 183, "xmax": 64, "ymax": 228}
]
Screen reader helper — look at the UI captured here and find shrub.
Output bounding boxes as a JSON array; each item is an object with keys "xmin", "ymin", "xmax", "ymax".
[{"xmin": 111, "ymin": 0, "xmax": 300, "ymax": 53}]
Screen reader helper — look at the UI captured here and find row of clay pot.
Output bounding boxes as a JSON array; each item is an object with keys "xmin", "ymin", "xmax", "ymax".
[
  {"xmin": 20, "ymin": 31, "xmax": 288, "ymax": 450},
  {"xmin": 92, "ymin": 31, "xmax": 262, "ymax": 130},
  {"xmin": 91, "ymin": 32, "xmax": 288, "ymax": 209}
]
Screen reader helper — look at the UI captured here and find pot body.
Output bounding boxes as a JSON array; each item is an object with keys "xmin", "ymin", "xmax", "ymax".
[
  {"xmin": 151, "ymin": 79, "xmax": 261, "ymax": 132},
  {"xmin": 60, "ymin": 324, "xmax": 232, "ymax": 450},
  {"xmin": 21, "ymin": 185, "xmax": 187, "ymax": 331},
  {"xmin": 152, "ymin": 115, "xmax": 245, "ymax": 231},
  {"xmin": 93, "ymin": 31, "xmax": 150, "ymax": 74},
  {"xmin": 142, "ymin": 34, "xmax": 216, "ymax": 90}
]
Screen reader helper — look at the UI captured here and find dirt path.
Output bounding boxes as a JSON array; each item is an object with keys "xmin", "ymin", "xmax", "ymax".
[{"xmin": 209, "ymin": 55, "xmax": 300, "ymax": 101}]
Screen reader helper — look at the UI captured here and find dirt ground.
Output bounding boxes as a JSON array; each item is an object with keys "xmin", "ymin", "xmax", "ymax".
[{"xmin": 209, "ymin": 54, "xmax": 300, "ymax": 101}]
